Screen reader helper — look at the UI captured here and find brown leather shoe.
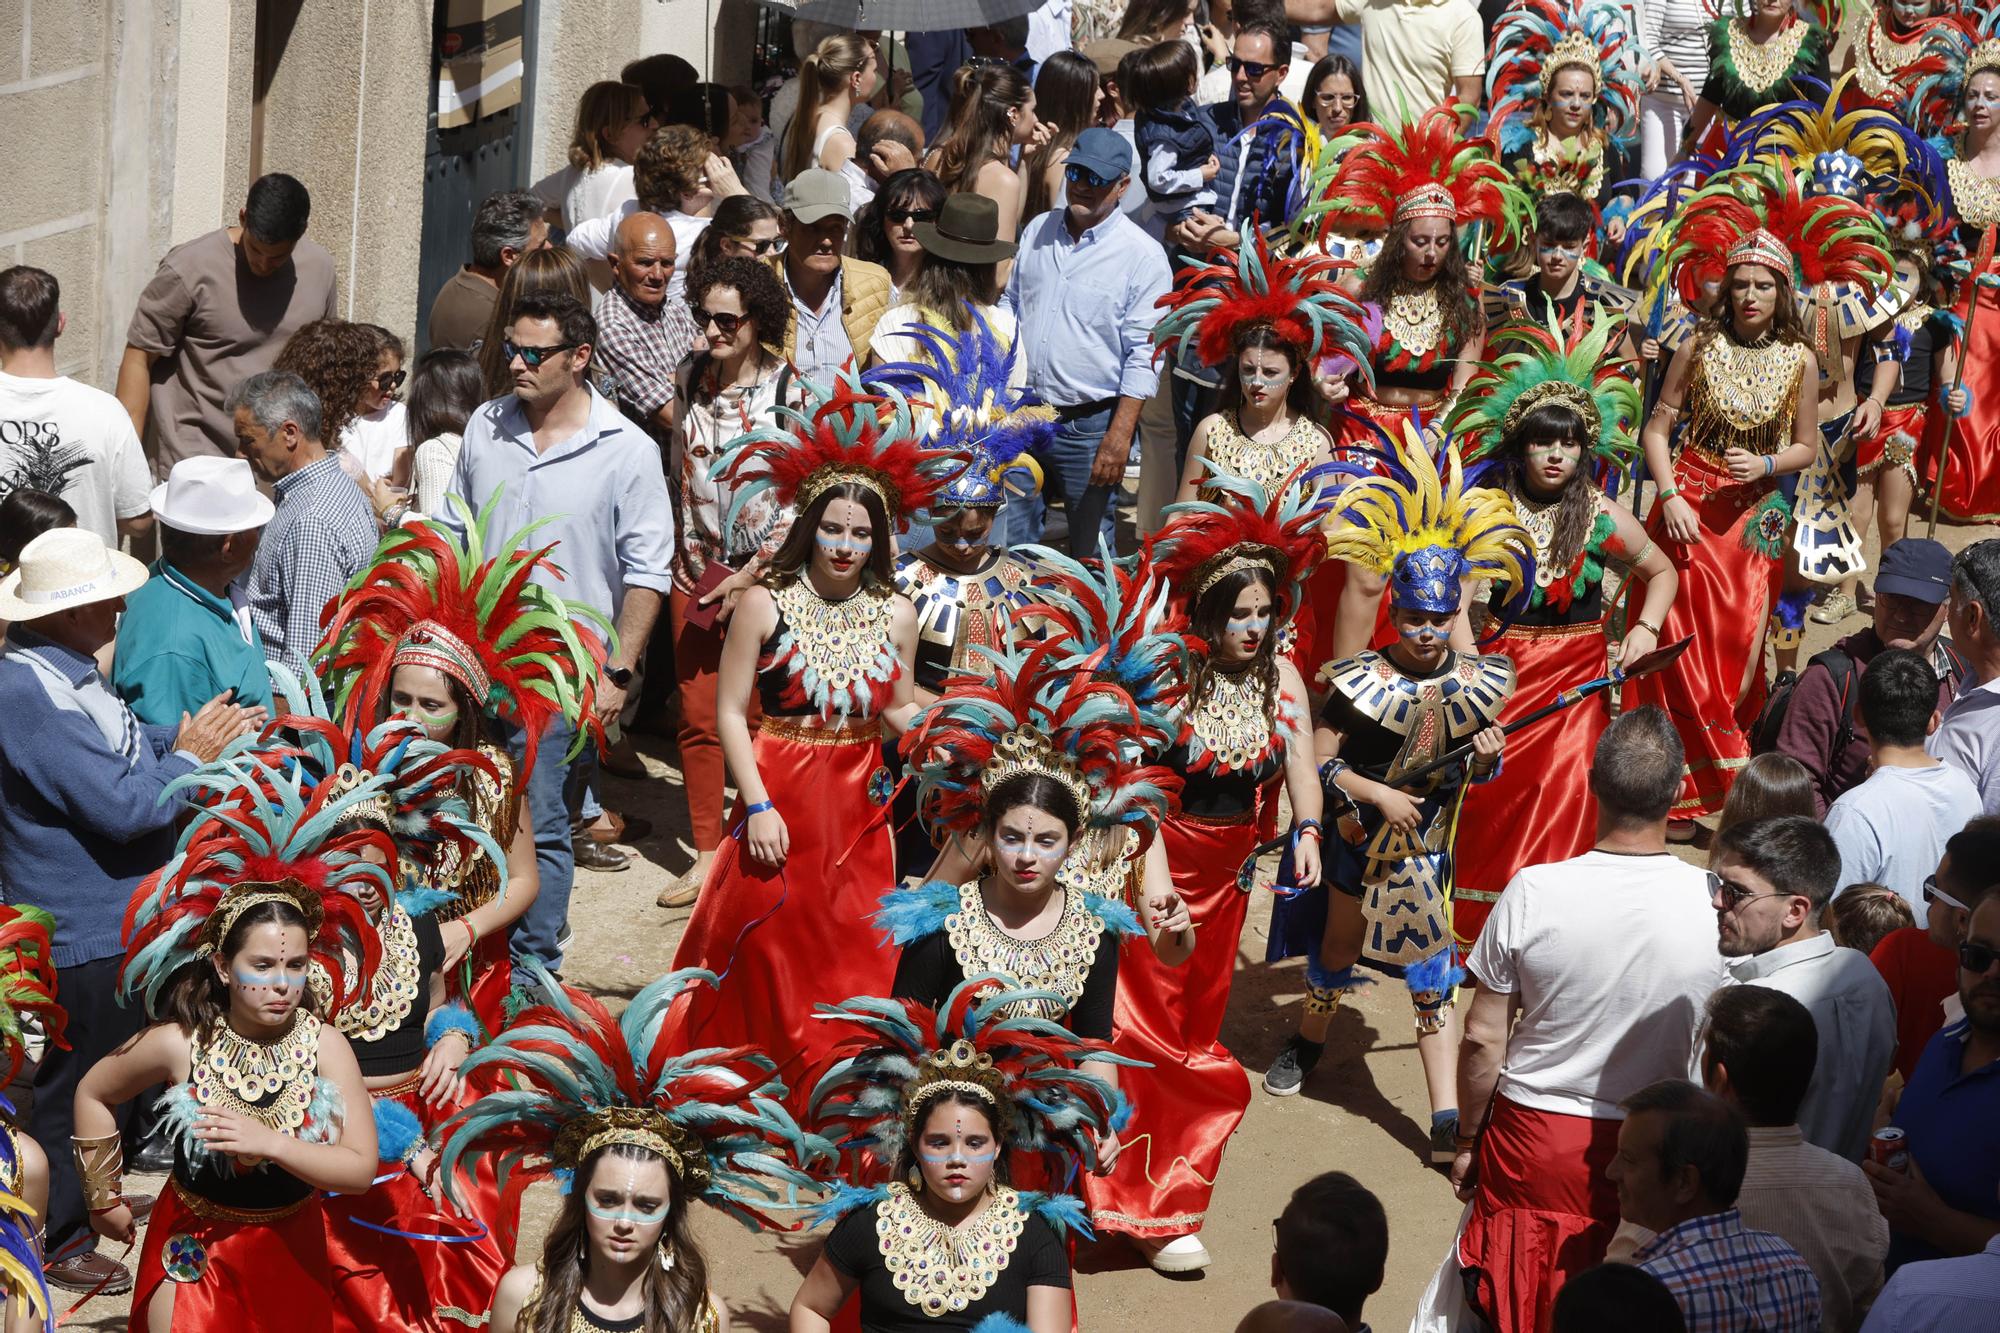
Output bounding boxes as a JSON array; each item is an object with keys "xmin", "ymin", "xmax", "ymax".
[
  {"xmin": 572, "ymin": 838, "xmax": 630, "ymax": 873},
  {"xmin": 44, "ymin": 1247, "xmax": 133, "ymax": 1295}
]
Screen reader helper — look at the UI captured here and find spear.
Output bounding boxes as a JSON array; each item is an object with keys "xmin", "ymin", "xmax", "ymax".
[{"xmin": 1240, "ymin": 636, "xmax": 1695, "ymax": 884}]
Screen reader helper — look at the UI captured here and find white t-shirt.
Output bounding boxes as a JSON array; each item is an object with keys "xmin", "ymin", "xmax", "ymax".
[
  {"xmin": 563, "ymin": 162, "xmax": 637, "ymax": 232},
  {"xmin": 566, "ymin": 202, "xmax": 711, "ymax": 310},
  {"xmin": 1467, "ymin": 850, "xmax": 1727, "ymax": 1119},
  {"xmin": 0, "ymin": 369, "xmax": 151, "ymax": 546},
  {"xmin": 338, "ymin": 401, "xmax": 409, "ymax": 483},
  {"xmin": 1826, "ymin": 762, "xmax": 1984, "ymax": 925}
]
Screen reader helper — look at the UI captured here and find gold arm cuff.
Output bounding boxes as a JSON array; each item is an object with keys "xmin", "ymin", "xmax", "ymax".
[{"xmin": 72, "ymin": 1133, "xmax": 124, "ymax": 1211}]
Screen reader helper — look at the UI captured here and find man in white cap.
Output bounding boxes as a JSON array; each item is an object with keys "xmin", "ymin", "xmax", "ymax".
[
  {"xmin": 0, "ymin": 528, "xmax": 257, "ymax": 1294},
  {"xmin": 111, "ymin": 454, "xmax": 276, "ymax": 725}
]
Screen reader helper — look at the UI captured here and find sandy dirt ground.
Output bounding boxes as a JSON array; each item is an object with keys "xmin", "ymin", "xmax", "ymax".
[{"xmin": 59, "ymin": 511, "xmax": 1997, "ymax": 1331}]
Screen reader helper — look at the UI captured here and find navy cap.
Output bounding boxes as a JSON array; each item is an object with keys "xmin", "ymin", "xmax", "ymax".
[
  {"xmin": 1876, "ymin": 537, "xmax": 1953, "ymax": 604},
  {"xmin": 1066, "ymin": 127, "xmax": 1132, "ymax": 181}
]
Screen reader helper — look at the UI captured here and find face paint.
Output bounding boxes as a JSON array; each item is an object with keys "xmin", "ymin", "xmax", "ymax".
[
  {"xmin": 232, "ymin": 965, "xmax": 301, "ymax": 993},
  {"xmin": 1238, "ymin": 364, "xmax": 1290, "ymax": 386},
  {"xmin": 1399, "ymin": 621, "xmax": 1450, "ymax": 645},
  {"xmin": 994, "ymin": 833, "xmax": 1066, "ymax": 860},
  {"xmin": 587, "ymin": 1199, "xmax": 671, "ymax": 1225},
  {"xmin": 1226, "ymin": 613, "xmax": 1272, "ymax": 635},
  {"xmin": 815, "ymin": 532, "xmax": 866, "ymax": 557},
  {"xmin": 402, "ymin": 705, "xmax": 458, "ymax": 731},
  {"xmin": 1537, "ymin": 243, "xmax": 1583, "ymax": 261},
  {"xmin": 917, "ymin": 1147, "xmax": 1000, "ymax": 1164}
]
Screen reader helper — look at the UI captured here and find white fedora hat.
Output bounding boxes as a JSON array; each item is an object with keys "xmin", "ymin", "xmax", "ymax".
[
  {"xmin": 150, "ymin": 456, "xmax": 275, "ymax": 535},
  {"xmin": 0, "ymin": 528, "xmax": 148, "ymax": 622}
]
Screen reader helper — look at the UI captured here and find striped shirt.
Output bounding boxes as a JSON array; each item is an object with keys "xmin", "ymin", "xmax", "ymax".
[
  {"xmin": 1636, "ymin": 1208, "xmax": 1823, "ymax": 1332},
  {"xmin": 1738, "ymin": 1126, "xmax": 1888, "ymax": 1332},
  {"xmin": 247, "ymin": 453, "xmax": 379, "ymax": 678}
]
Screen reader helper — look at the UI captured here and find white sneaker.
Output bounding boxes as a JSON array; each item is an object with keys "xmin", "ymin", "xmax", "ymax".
[{"xmin": 1145, "ymin": 1233, "xmax": 1212, "ymax": 1273}]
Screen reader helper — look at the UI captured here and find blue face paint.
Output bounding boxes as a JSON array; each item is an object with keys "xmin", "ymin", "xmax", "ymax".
[
  {"xmin": 1225, "ymin": 614, "xmax": 1271, "ymax": 635},
  {"xmin": 233, "ymin": 965, "xmax": 303, "ymax": 992},
  {"xmin": 815, "ymin": 531, "xmax": 869, "ymax": 558},
  {"xmin": 1398, "ymin": 621, "xmax": 1450, "ymax": 644},
  {"xmin": 917, "ymin": 1147, "xmax": 1000, "ymax": 1164},
  {"xmin": 587, "ymin": 1200, "xmax": 670, "ymax": 1225},
  {"xmin": 995, "ymin": 833, "xmax": 1066, "ymax": 860}
]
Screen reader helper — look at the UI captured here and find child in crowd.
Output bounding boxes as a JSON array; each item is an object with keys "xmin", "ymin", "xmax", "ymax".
[
  {"xmin": 1123, "ymin": 40, "xmax": 1218, "ymax": 235},
  {"xmin": 1828, "ymin": 883, "xmax": 1914, "ymax": 957}
]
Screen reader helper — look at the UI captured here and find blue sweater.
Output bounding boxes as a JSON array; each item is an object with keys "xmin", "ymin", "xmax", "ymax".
[{"xmin": 0, "ymin": 631, "xmax": 195, "ymax": 967}]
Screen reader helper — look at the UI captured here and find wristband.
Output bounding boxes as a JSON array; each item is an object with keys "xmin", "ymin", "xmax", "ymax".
[
  {"xmin": 1453, "ymin": 1133, "xmax": 1481, "ymax": 1153},
  {"xmin": 1656, "ymin": 485, "xmax": 1680, "ymax": 502},
  {"xmin": 1318, "ymin": 758, "xmax": 1350, "ymax": 788},
  {"xmin": 424, "ymin": 1003, "xmax": 480, "ymax": 1049},
  {"xmin": 745, "ymin": 799, "xmax": 776, "ymax": 817},
  {"xmin": 1763, "ymin": 454, "xmax": 1775, "ymax": 476},
  {"xmin": 1634, "ymin": 618, "xmax": 1663, "ymax": 637}
]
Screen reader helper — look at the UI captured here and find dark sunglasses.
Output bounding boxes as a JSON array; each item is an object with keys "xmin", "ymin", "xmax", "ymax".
[
  {"xmin": 1065, "ymin": 163, "xmax": 1121, "ymax": 189},
  {"xmin": 699, "ymin": 309, "xmax": 745, "ymax": 337},
  {"xmin": 1961, "ymin": 939, "xmax": 2000, "ymax": 974},
  {"xmin": 1705, "ymin": 870, "xmax": 1789, "ymax": 910},
  {"xmin": 1923, "ymin": 875, "xmax": 1968, "ymax": 912},
  {"xmin": 1228, "ymin": 55, "xmax": 1278, "ymax": 79},
  {"xmin": 374, "ymin": 369, "xmax": 407, "ymax": 392},
  {"xmin": 744, "ymin": 235, "xmax": 787, "ymax": 256},
  {"xmin": 502, "ymin": 339, "xmax": 577, "ymax": 368},
  {"xmin": 886, "ymin": 207, "xmax": 939, "ymax": 225}
]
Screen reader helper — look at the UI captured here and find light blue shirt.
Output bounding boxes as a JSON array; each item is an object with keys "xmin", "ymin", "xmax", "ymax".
[
  {"xmin": 791, "ymin": 269, "xmax": 853, "ymax": 383},
  {"xmin": 443, "ymin": 386, "xmax": 673, "ymax": 622},
  {"xmin": 1860, "ymin": 1233, "xmax": 2000, "ymax": 1332},
  {"xmin": 1004, "ymin": 206, "xmax": 1172, "ymax": 408},
  {"xmin": 1928, "ymin": 673, "xmax": 2000, "ymax": 816}
]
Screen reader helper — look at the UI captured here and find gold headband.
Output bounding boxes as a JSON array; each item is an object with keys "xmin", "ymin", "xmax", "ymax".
[
  {"xmin": 1971, "ymin": 37, "xmax": 2000, "ymax": 81},
  {"xmin": 393, "ymin": 621, "xmax": 493, "ymax": 703},
  {"xmin": 1726, "ymin": 228, "xmax": 1793, "ymax": 278},
  {"xmin": 901, "ymin": 1041, "xmax": 1011, "ymax": 1137},
  {"xmin": 798, "ymin": 463, "xmax": 898, "ymax": 515},
  {"xmin": 200, "ymin": 882, "xmax": 325, "ymax": 957},
  {"xmin": 1502, "ymin": 380, "xmax": 1601, "ymax": 436},
  {"xmin": 1195, "ymin": 548, "xmax": 1282, "ymax": 599},
  {"xmin": 980, "ymin": 727, "xmax": 1094, "ymax": 826},
  {"xmin": 1538, "ymin": 32, "xmax": 1603, "ymax": 98},
  {"xmin": 1395, "ymin": 182, "xmax": 1457, "ymax": 224},
  {"xmin": 555, "ymin": 1106, "xmax": 711, "ymax": 1194}
]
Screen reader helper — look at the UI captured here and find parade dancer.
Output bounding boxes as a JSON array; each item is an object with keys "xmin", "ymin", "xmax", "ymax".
[
  {"xmin": 0, "ymin": 904, "xmax": 63, "ymax": 1330},
  {"xmin": 1486, "ymin": 0, "xmax": 1646, "ymax": 229}
]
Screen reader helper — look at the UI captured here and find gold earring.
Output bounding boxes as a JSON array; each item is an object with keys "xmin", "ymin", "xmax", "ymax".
[{"xmin": 907, "ymin": 1166, "xmax": 923, "ymax": 1193}]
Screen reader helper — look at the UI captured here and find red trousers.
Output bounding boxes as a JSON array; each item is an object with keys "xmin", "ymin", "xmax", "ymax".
[{"xmin": 670, "ymin": 584, "xmax": 760, "ymax": 852}]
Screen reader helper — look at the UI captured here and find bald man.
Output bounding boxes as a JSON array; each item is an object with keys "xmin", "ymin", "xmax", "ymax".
[
  {"xmin": 596, "ymin": 210, "xmax": 701, "ymax": 442},
  {"xmin": 857, "ymin": 108, "xmax": 924, "ymax": 187},
  {"xmin": 1234, "ymin": 1302, "xmax": 1350, "ymax": 1333}
]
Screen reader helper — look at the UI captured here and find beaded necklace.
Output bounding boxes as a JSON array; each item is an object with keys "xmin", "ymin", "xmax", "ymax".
[
  {"xmin": 1727, "ymin": 19, "xmax": 1809, "ymax": 93},
  {"xmin": 192, "ymin": 1010, "xmax": 322, "ymax": 1139},
  {"xmin": 1203, "ymin": 412, "xmax": 1322, "ymax": 495},
  {"xmin": 875, "ymin": 1182, "xmax": 1028, "ymax": 1317},
  {"xmin": 945, "ymin": 880, "xmax": 1105, "ymax": 1020},
  {"xmin": 766, "ymin": 579, "xmax": 899, "ymax": 719},
  {"xmin": 335, "ymin": 903, "xmax": 422, "ymax": 1042},
  {"xmin": 1385, "ymin": 286, "xmax": 1444, "ymax": 357},
  {"xmin": 1947, "ymin": 159, "xmax": 2000, "ymax": 229}
]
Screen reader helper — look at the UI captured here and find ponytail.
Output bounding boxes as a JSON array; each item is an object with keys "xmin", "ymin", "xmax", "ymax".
[{"xmin": 782, "ymin": 33, "xmax": 874, "ymax": 186}]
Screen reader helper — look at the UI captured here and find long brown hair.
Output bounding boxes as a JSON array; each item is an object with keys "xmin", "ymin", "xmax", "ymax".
[
  {"xmin": 568, "ymin": 82, "xmax": 649, "ymax": 173},
  {"xmin": 784, "ymin": 32, "xmax": 875, "ymax": 184},
  {"xmin": 1187, "ymin": 565, "xmax": 1281, "ymax": 725},
  {"xmin": 929, "ymin": 63, "xmax": 1032, "ymax": 195},
  {"xmin": 526, "ymin": 1142, "xmax": 710, "ymax": 1333},
  {"xmin": 1022, "ymin": 52, "xmax": 1100, "ymax": 219},
  {"xmin": 1702, "ymin": 262, "xmax": 1809, "ymax": 349},
  {"xmin": 160, "ymin": 899, "xmax": 317, "ymax": 1046},
  {"xmin": 478, "ymin": 248, "xmax": 592, "ymax": 396},
  {"xmin": 766, "ymin": 482, "xmax": 895, "ymax": 589},
  {"xmin": 1358, "ymin": 219, "xmax": 1483, "ymax": 351},
  {"xmin": 1499, "ymin": 400, "xmax": 1598, "ymax": 578}
]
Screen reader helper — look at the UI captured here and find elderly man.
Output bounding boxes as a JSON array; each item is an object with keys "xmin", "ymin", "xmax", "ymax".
[
  {"xmin": 1930, "ymin": 538, "xmax": 2000, "ymax": 813},
  {"xmin": 111, "ymin": 455, "xmax": 274, "ymax": 724},
  {"xmin": 594, "ymin": 211, "xmax": 701, "ymax": 443},
  {"xmin": 1451, "ymin": 707, "xmax": 1726, "ymax": 1333},
  {"xmin": 225, "ymin": 370, "xmax": 377, "ymax": 679},
  {"xmin": 444, "ymin": 291, "xmax": 671, "ymax": 970},
  {"xmin": 0, "ymin": 528, "xmax": 255, "ymax": 1293},
  {"xmin": 117, "ymin": 174, "xmax": 337, "ymax": 472},
  {"xmin": 1711, "ymin": 816, "xmax": 1898, "ymax": 1162},
  {"xmin": 1776, "ymin": 537, "xmax": 1964, "ymax": 815},
  {"xmin": 766, "ymin": 169, "xmax": 894, "ymax": 379},
  {"xmin": 426, "ymin": 188, "xmax": 551, "ymax": 352},
  {"xmin": 855, "ymin": 108, "xmax": 923, "ymax": 193},
  {"xmin": 1003, "ymin": 128, "xmax": 1171, "ymax": 556}
]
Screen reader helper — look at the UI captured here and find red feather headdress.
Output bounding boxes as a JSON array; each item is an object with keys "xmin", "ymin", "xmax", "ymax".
[
  {"xmin": 1147, "ymin": 465, "xmax": 1330, "ymax": 626},
  {"xmin": 0, "ymin": 905, "xmax": 65, "ymax": 1087},
  {"xmin": 715, "ymin": 367, "xmax": 968, "ymax": 528},
  {"xmin": 315, "ymin": 493, "xmax": 611, "ymax": 776},
  {"xmin": 1301, "ymin": 105, "xmax": 1521, "ymax": 245},
  {"xmin": 1152, "ymin": 232, "xmax": 1376, "ymax": 372},
  {"xmin": 1655, "ymin": 162, "xmax": 1894, "ymax": 308}
]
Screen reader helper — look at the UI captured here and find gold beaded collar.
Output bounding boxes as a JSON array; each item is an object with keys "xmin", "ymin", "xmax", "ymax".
[
  {"xmin": 192, "ymin": 1011, "xmax": 322, "ymax": 1141},
  {"xmin": 875, "ymin": 1182, "xmax": 1028, "ymax": 1318},
  {"xmin": 945, "ymin": 880, "xmax": 1106, "ymax": 1021},
  {"xmin": 334, "ymin": 903, "xmax": 423, "ymax": 1043}
]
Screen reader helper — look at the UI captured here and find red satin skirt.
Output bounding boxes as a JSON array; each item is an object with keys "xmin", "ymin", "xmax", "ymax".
[
  {"xmin": 669, "ymin": 720, "xmax": 898, "ymax": 1089},
  {"xmin": 1086, "ymin": 809, "xmax": 1261, "ymax": 1238},
  {"xmin": 1623, "ymin": 449, "xmax": 1779, "ymax": 818},
  {"xmin": 325, "ymin": 1080, "xmax": 508, "ymax": 1332},
  {"xmin": 1860, "ymin": 402, "xmax": 1926, "ymax": 481},
  {"xmin": 1920, "ymin": 282, "xmax": 2000, "ymax": 522},
  {"xmin": 454, "ymin": 934, "xmax": 511, "ymax": 1042},
  {"xmin": 1452, "ymin": 622, "xmax": 1609, "ymax": 946},
  {"xmin": 1334, "ymin": 392, "xmax": 1443, "ymax": 455},
  {"xmin": 1456, "ymin": 1096, "xmax": 1621, "ymax": 1333},
  {"xmin": 131, "ymin": 1180, "xmax": 330, "ymax": 1332}
]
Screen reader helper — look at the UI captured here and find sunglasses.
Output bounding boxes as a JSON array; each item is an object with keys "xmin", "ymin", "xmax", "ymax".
[
  {"xmin": 502, "ymin": 339, "xmax": 577, "ymax": 368},
  {"xmin": 1960, "ymin": 939, "xmax": 2000, "ymax": 974},
  {"xmin": 744, "ymin": 235, "xmax": 787, "ymax": 256},
  {"xmin": 1065, "ymin": 163, "xmax": 1122, "ymax": 189},
  {"xmin": 699, "ymin": 309, "xmax": 746, "ymax": 337},
  {"xmin": 1228, "ymin": 55, "xmax": 1278, "ymax": 79},
  {"xmin": 887, "ymin": 207, "xmax": 939, "ymax": 225},
  {"xmin": 1705, "ymin": 870, "xmax": 1790, "ymax": 910},
  {"xmin": 1924, "ymin": 875, "xmax": 1969, "ymax": 912},
  {"xmin": 374, "ymin": 369, "xmax": 407, "ymax": 392}
]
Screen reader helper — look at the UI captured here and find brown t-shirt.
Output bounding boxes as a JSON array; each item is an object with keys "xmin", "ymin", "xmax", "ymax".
[
  {"xmin": 426, "ymin": 266, "xmax": 498, "ymax": 353},
  {"xmin": 125, "ymin": 228, "xmax": 338, "ymax": 476}
]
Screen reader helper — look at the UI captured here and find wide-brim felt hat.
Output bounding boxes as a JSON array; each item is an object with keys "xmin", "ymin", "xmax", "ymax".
[{"xmin": 915, "ymin": 193, "xmax": 1019, "ymax": 264}]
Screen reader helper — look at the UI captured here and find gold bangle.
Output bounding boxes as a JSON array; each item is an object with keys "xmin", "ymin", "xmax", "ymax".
[
  {"xmin": 72, "ymin": 1132, "xmax": 124, "ymax": 1212},
  {"xmin": 1634, "ymin": 618, "xmax": 1663, "ymax": 637}
]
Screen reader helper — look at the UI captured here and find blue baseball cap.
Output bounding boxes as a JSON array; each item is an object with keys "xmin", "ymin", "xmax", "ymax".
[
  {"xmin": 1066, "ymin": 128, "xmax": 1132, "ymax": 181},
  {"xmin": 1876, "ymin": 537, "xmax": 1953, "ymax": 604}
]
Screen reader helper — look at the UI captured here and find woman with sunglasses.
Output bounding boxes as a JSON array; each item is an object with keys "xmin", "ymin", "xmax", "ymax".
[
  {"xmin": 852, "ymin": 168, "xmax": 946, "ymax": 301},
  {"xmin": 865, "ymin": 194, "xmax": 1021, "ymax": 390},
  {"xmin": 684, "ymin": 194, "xmax": 784, "ymax": 291},
  {"xmin": 343, "ymin": 324, "xmax": 411, "ymax": 494},
  {"xmin": 655, "ymin": 256, "xmax": 801, "ymax": 910}
]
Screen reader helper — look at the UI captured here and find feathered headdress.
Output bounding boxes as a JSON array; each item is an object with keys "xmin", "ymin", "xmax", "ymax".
[
  {"xmin": 806, "ymin": 977, "xmax": 1135, "ymax": 1219},
  {"xmin": 1151, "ymin": 233, "xmax": 1375, "ymax": 376},
  {"xmin": 1723, "ymin": 73, "xmax": 1951, "ymax": 231},
  {"xmin": 714, "ymin": 367, "xmax": 966, "ymax": 528},
  {"xmin": 900, "ymin": 636, "xmax": 1181, "ymax": 853},
  {"xmin": 1147, "ymin": 465, "xmax": 1330, "ymax": 625},
  {"xmin": 1892, "ymin": 9, "xmax": 2000, "ymax": 142},
  {"xmin": 1486, "ymin": 0, "xmax": 1645, "ymax": 153},
  {"xmin": 1323, "ymin": 427, "xmax": 1534, "ymax": 615},
  {"xmin": 0, "ymin": 908, "xmax": 58, "ymax": 1318},
  {"xmin": 861, "ymin": 310, "xmax": 1053, "ymax": 509},
  {"xmin": 120, "ymin": 748, "xmax": 394, "ymax": 1018},
  {"xmin": 1446, "ymin": 306, "xmax": 1643, "ymax": 467},
  {"xmin": 1299, "ymin": 105, "xmax": 1527, "ymax": 249},
  {"xmin": 1649, "ymin": 162, "xmax": 1894, "ymax": 312},
  {"xmin": 437, "ymin": 965, "xmax": 828, "ymax": 1230},
  {"xmin": 315, "ymin": 492, "xmax": 612, "ymax": 775}
]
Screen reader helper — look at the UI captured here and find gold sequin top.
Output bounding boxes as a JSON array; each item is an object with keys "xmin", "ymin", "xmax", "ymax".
[
  {"xmin": 1848, "ymin": 9, "xmax": 1925, "ymax": 96},
  {"xmin": 1948, "ymin": 158, "xmax": 2000, "ymax": 231},
  {"xmin": 1199, "ymin": 412, "xmax": 1324, "ymax": 498},
  {"xmin": 1685, "ymin": 335, "xmax": 1808, "ymax": 465}
]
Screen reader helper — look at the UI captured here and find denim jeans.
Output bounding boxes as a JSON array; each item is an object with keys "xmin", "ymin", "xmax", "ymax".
[
  {"xmin": 503, "ymin": 715, "xmax": 592, "ymax": 971},
  {"xmin": 1002, "ymin": 403, "xmax": 1120, "ymax": 556}
]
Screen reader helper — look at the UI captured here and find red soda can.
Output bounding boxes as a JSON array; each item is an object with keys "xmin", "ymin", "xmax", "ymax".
[{"xmin": 1870, "ymin": 1128, "xmax": 1909, "ymax": 1174}]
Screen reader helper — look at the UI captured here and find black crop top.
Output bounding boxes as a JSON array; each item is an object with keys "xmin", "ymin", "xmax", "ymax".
[
  {"xmin": 1167, "ymin": 741, "xmax": 1284, "ymax": 819},
  {"xmin": 351, "ymin": 911, "xmax": 446, "ymax": 1079},
  {"xmin": 892, "ymin": 928, "xmax": 1120, "ymax": 1041}
]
